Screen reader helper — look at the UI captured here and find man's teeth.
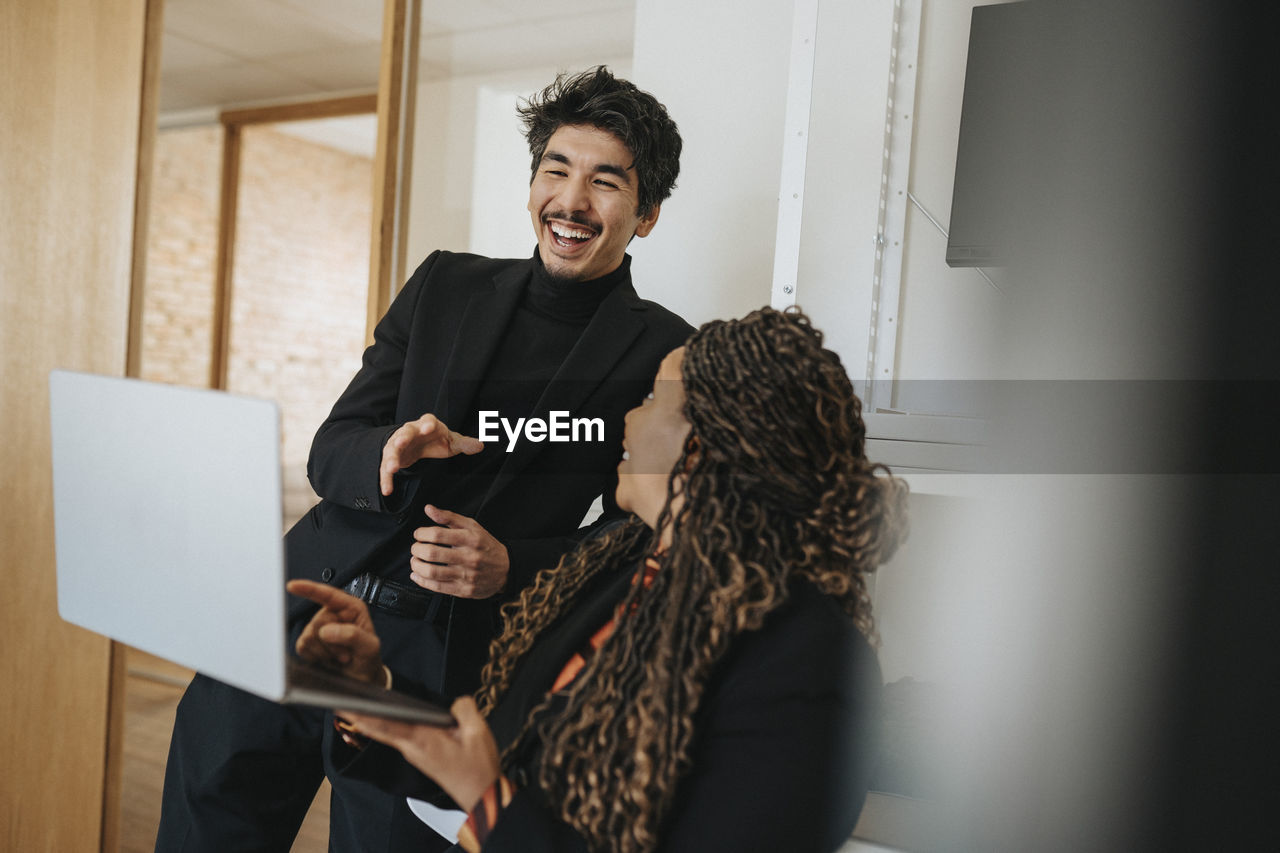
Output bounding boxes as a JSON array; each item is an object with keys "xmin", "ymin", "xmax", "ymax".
[
  {"xmin": 551, "ymin": 222, "xmax": 594, "ymax": 240},
  {"xmin": 621, "ymin": 450, "xmax": 630, "ymax": 460}
]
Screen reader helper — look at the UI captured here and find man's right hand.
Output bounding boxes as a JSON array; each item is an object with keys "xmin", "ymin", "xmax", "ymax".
[{"xmin": 379, "ymin": 414, "xmax": 484, "ymax": 496}]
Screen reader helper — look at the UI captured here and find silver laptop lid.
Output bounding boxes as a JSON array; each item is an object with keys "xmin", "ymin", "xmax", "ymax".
[{"xmin": 49, "ymin": 370, "xmax": 288, "ymax": 700}]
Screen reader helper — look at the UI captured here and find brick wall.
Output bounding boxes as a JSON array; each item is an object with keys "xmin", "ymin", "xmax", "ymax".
[
  {"xmin": 141, "ymin": 123, "xmax": 372, "ymax": 526},
  {"xmin": 140, "ymin": 126, "xmax": 220, "ymax": 388}
]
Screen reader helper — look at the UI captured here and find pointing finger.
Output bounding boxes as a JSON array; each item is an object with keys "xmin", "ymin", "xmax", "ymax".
[{"xmin": 287, "ymin": 580, "xmax": 368, "ymax": 621}]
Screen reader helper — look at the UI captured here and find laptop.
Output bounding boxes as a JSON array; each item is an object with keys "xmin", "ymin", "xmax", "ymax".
[{"xmin": 48, "ymin": 369, "xmax": 454, "ymax": 726}]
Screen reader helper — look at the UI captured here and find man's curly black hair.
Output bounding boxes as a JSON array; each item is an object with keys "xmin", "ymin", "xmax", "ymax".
[{"xmin": 517, "ymin": 66, "xmax": 682, "ymax": 217}]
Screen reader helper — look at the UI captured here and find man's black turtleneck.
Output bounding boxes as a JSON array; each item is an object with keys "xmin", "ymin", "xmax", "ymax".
[
  {"xmin": 490, "ymin": 248, "xmax": 630, "ymax": 383},
  {"xmin": 478, "ymin": 247, "xmax": 628, "ymax": 414},
  {"xmin": 523, "ymin": 248, "xmax": 630, "ymax": 326},
  {"xmin": 416, "ymin": 250, "xmax": 629, "ymax": 520}
]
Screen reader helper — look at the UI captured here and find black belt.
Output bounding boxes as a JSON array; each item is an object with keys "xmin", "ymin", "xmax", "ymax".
[{"xmin": 344, "ymin": 573, "xmax": 443, "ymax": 623}]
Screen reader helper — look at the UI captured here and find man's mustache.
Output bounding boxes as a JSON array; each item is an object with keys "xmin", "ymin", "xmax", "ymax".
[{"xmin": 542, "ymin": 211, "xmax": 601, "ymax": 232}]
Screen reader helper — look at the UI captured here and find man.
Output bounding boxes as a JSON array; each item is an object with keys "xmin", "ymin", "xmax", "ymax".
[{"xmin": 157, "ymin": 67, "xmax": 692, "ymax": 852}]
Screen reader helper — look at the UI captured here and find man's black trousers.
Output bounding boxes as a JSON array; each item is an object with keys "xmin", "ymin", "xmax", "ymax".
[{"xmin": 155, "ymin": 606, "xmax": 455, "ymax": 852}]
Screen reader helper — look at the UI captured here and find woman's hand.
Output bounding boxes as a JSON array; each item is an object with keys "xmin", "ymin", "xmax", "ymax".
[
  {"xmin": 340, "ymin": 697, "xmax": 501, "ymax": 811},
  {"xmin": 287, "ymin": 579, "xmax": 386, "ymax": 686}
]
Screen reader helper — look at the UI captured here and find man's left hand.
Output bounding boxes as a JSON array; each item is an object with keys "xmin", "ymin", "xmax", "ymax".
[{"xmin": 409, "ymin": 505, "xmax": 509, "ymax": 599}]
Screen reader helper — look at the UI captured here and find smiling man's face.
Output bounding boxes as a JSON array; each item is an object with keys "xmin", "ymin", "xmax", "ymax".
[{"xmin": 527, "ymin": 124, "xmax": 660, "ymax": 282}]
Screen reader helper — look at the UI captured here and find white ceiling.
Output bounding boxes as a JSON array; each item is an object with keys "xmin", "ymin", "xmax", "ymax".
[{"xmin": 159, "ymin": 0, "xmax": 636, "ymax": 117}]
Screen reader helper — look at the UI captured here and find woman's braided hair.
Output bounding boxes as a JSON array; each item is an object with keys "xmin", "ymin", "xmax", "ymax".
[{"xmin": 474, "ymin": 307, "xmax": 908, "ymax": 853}]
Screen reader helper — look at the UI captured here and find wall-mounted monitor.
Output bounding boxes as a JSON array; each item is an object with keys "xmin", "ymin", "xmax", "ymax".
[{"xmin": 946, "ymin": 2, "xmax": 1035, "ymax": 268}]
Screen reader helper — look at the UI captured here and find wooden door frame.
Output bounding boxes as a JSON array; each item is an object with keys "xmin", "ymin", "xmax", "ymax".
[
  {"xmin": 112, "ymin": 0, "xmax": 419, "ymax": 847},
  {"xmin": 110, "ymin": 2, "xmax": 165, "ymax": 849},
  {"xmin": 368, "ymin": 0, "xmax": 420, "ymax": 344},
  {"xmin": 208, "ymin": 93, "xmax": 379, "ymax": 390},
  {"xmin": 205, "ymin": 0, "xmax": 420, "ymax": 387}
]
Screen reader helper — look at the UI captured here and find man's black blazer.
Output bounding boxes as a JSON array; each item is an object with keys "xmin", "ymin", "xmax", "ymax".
[{"xmin": 283, "ymin": 250, "xmax": 692, "ymax": 686}]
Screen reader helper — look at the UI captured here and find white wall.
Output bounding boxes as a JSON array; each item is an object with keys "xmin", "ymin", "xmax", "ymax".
[
  {"xmin": 630, "ymin": 0, "xmax": 793, "ymax": 326},
  {"xmin": 406, "ymin": 75, "xmax": 481, "ymax": 263},
  {"xmin": 631, "ymin": 0, "xmax": 1001, "ymax": 414},
  {"xmin": 467, "ymin": 83, "xmax": 540, "ymax": 260}
]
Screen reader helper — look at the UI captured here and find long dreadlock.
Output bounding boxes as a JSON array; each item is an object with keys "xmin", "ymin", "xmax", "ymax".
[{"xmin": 474, "ymin": 307, "xmax": 908, "ymax": 853}]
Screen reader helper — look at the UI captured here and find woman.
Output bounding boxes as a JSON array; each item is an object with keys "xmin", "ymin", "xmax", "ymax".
[{"xmin": 290, "ymin": 307, "xmax": 909, "ymax": 852}]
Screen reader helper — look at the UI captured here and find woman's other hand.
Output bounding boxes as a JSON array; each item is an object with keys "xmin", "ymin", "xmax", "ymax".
[{"xmin": 339, "ymin": 697, "xmax": 501, "ymax": 810}]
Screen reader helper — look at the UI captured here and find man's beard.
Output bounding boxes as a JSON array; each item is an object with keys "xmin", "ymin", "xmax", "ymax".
[
  {"xmin": 543, "ymin": 262, "xmax": 587, "ymax": 285},
  {"xmin": 540, "ymin": 211, "xmax": 603, "ymax": 283}
]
